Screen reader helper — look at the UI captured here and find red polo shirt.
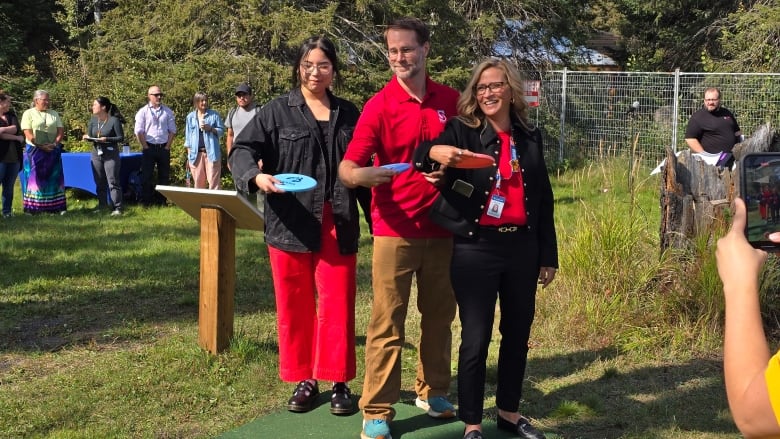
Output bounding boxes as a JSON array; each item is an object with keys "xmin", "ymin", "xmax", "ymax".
[{"xmin": 345, "ymin": 75, "xmax": 459, "ymax": 238}]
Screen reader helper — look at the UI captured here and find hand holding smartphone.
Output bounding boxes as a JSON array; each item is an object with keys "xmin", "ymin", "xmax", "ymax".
[{"xmin": 740, "ymin": 152, "xmax": 780, "ymax": 250}]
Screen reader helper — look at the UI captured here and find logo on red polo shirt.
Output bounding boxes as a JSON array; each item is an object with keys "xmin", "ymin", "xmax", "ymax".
[{"xmin": 437, "ymin": 110, "xmax": 447, "ymax": 124}]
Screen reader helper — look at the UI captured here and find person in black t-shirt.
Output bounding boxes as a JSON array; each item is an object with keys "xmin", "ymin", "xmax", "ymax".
[{"xmin": 685, "ymin": 87, "xmax": 742, "ymax": 154}]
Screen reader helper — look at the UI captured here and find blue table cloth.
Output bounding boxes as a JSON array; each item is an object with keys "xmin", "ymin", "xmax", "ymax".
[{"xmin": 61, "ymin": 152, "xmax": 143, "ymax": 197}]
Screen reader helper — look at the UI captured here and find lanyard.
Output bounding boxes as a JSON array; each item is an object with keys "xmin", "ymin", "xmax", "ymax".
[{"xmin": 496, "ymin": 137, "xmax": 519, "ymax": 191}]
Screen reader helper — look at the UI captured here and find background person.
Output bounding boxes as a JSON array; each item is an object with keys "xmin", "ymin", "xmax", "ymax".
[
  {"xmin": 716, "ymin": 197, "xmax": 780, "ymax": 438},
  {"xmin": 83, "ymin": 96, "xmax": 125, "ymax": 215},
  {"xmin": 229, "ymin": 36, "xmax": 361, "ymax": 417},
  {"xmin": 685, "ymin": 87, "xmax": 742, "ymax": 154},
  {"xmin": 134, "ymin": 85, "xmax": 175, "ymax": 206},
  {"xmin": 338, "ymin": 17, "xmax": 460, "ymax": 439},
  {"xmin": 0, "ymin": 91, "xmax": 23, "ymax": 218},
  {"xmin": 225, "ymin": 83, "xmax": 262, "ymax": 210},
  {"xmin": 225, "ymin": 83, "xmax": 258, "ymax": 160},
  {"xmin": 20, "ymin": 89, "xmax": 66, "ymax": 214},
  {"xmin": 413, "ymin": 58, "xmax": 556, "ymax": 439},
  {"xmin": 184, "ymin": 92, "xmax": 223, "ymax": 189}
]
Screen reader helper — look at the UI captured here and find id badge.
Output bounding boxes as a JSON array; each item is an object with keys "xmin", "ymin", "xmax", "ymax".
[{"xmin": 487, "ymin": 194, "xmax": 506, "ymax": 218}]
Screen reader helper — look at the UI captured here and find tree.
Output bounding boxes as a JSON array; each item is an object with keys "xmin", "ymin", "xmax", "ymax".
[
  {"xmin": 606, "ymin": 0, "xmax": 741, "ymax": 71},
  {"xmin": 0, "ymin": 0, "xmax": 68, "ymax": 98},
  {"xmin": 711, "ymin": 0, "xmax": 780, "ymax": 73}
]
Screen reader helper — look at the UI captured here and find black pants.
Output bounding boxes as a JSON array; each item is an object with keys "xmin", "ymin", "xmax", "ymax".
[
  {"xmin": 451, "ymin": 230, "xmax": 540, "ymax": 425},
  {"xmin": 141, "ymin": 145, "xmax": 170, "ymax": 205}
]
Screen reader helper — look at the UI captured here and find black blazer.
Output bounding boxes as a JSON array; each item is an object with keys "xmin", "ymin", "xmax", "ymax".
[{"xmin": 413, "ymin": 116, "xmax": 558, "ymax": 268}]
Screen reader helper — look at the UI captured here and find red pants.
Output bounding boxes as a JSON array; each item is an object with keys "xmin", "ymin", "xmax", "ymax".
[{"xmin": 267, "ymin": 203, "xmax": 357, "ymax": 383}]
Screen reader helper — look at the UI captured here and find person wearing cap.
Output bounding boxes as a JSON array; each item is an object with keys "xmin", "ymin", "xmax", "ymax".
[
  {"xmin": 226, "ymin": 83, "xmax": 262, "ymax": 209},
  {"xmin": 226, "ymin": 83, "xmax": 258, "ymax": 161},
  {"xmin": 134, "ymin": 85, "xmax": 176, "ymax": 206}
]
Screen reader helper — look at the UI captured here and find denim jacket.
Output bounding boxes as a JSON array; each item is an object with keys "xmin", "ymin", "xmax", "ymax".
[
  {"xmin": 228, "ymin": 88, "xmax": 360, "ymax": 254},
  {"xmin": 184, "ymin": 109, "xmax": 224, "ymax": 164}
]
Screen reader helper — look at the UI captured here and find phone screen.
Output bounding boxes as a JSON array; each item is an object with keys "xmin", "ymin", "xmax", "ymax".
[{"xmin": 741, "ymin": 153, "xmax": 780, "ymax": 249}]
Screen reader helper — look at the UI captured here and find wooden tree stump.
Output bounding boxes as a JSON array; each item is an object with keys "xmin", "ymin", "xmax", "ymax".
[{"xmin": 660, "ymin": 123, "xmax": 778, "ymax": 251}]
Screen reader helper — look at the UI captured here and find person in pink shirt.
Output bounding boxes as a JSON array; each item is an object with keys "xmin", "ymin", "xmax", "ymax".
[{"xmin": 338, "ymin": 16, "xmax": 459, "ymax": 439}]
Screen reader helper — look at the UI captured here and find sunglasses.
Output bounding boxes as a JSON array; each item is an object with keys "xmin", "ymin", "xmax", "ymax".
[{"xmin": 150, "ymin": 93, "xmax": 164, "ymax": 98}]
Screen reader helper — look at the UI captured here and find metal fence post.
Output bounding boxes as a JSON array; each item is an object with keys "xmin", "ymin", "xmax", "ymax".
[
  {"xmin": 672, "ymin": 68, "xmax": 681, "ymax": 153},
  {"xmin": 558, "ymin": 68, "xmax": 567, "ymax": 163}
]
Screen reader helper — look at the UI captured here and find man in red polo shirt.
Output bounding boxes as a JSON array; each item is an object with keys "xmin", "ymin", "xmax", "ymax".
[{"xmin": 338, "ymin": 16, "xmax": 459, "ymax": 439}]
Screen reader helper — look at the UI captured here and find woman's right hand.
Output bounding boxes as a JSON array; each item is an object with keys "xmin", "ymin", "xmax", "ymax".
[
  {"xmin": 254, "ymin": 173, "xmax": 285, "ymax": 194},
  {"xmin": 429, "ymin": 145, "xmax": 475, "ymax": 167}
]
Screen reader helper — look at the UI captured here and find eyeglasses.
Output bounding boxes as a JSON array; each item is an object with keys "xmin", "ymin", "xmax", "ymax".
[
  {"xmin": 149, "ymin": 93, "xmax": 164, "ymax": 98},
  {"xmin": 474, "ymin": 82, "xmax": 506, "ymax": 95},
  {"xmin": 235, "ymin": 93, "xmax": 250, "ymax": 98},
  {"xmin": 300, "ymin": 63, "xmax": 333, "ymax": 74},
  {"xmin": 387, "ymin": 46, "xmax": 418, "ymax": 58}
]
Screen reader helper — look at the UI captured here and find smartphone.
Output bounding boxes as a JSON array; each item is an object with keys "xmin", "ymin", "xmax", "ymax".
[
  {"xmin": 740, "ymin": 152, "xmax": 780, "ymax": 250},
  {"xmin": 451, "ymin": 179, "xmax": 474, "ymax": 198}
]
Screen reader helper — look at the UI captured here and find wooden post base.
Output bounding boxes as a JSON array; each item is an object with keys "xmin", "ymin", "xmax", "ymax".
[{"xmin": 198, "ymin": 206, "xmax": 236, "ymax": 354}]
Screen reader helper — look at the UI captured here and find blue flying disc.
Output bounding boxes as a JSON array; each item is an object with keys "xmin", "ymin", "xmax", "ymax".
[
  {"xmin": 273, "ymin": 173, "xmax": 317, "ymax": 192},
  {"xmin": 381, "ymin": 162, "xmax": 412, "ymax": 172}
]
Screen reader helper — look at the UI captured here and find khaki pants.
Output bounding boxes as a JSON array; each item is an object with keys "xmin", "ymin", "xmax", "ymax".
[
  {"xmin": 189, "ymin": 151, "xmax": 221, "ymax": 189},
  {"xmin": 359, "ymin": 236, "xmax": 456, "ymax": 421}
]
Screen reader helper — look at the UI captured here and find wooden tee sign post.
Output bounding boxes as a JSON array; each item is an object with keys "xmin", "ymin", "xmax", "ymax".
[{"xmin": 156, "ymin": 185, "xmax": 264, "ymax": 354}]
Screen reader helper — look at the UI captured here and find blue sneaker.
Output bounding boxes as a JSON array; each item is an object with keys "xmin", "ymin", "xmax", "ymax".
[
  {"xmin": 415, "ymin": 396, "xmax": 456, "ymax": 418},
  {"xmin": 361, "ymin": 419, "xmax": 392, "ymax": 439}
]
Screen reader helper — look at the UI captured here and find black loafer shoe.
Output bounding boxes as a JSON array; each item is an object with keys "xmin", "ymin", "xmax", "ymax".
[
  {"xmin": 497, "ymin": 415, "xmax": 546, "ymax": 439},
  {"xmin": 287, "ymin": 380, "xmax": 319, "ymax": 413},
  {"xmin": 330, "ymin": 382, "xmax": 354, "ymax": 415},
  {"xmin": 464, "ymin": 430, "xmax": 484, "ymax": 439}
]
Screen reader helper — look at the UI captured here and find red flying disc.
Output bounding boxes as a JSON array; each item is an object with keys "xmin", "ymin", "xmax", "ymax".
[{"xmin": 451, "ymin": 152, "xmax": 496, "ymax": 169}]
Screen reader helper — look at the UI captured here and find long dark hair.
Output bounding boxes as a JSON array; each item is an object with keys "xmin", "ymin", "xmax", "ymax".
[
  {"xmin": 291, "ymin": 36, "xmax": 341, "ymax": 89},
  {"xmin": 0, "ymin": 90, "xmax": 16, "ymax": 116},
  {"xmin": 96, "ymin": 96, "xmax": 126, "ymax": 123}
]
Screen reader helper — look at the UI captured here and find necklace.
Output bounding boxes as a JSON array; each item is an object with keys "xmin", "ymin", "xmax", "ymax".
[
  {"xmin": 96, "ymin": 117, "xmax": 108, "ymax": 137},
  {"xmin": 35, "ymin": 110, "xmax": 50, "ymax": 130}
]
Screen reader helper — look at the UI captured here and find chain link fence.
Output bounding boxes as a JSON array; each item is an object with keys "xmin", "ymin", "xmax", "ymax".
[{"xmin": 527, "ymin": 70, "xmax": 780, "ymax": 168}]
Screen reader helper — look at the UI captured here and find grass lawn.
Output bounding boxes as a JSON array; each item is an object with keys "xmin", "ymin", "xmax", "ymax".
[{"xmin": 0, "ymin": 161, "xmax": 746, "ymax": 438}]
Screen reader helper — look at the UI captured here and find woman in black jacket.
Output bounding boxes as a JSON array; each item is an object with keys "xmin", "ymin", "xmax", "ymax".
[
  {"xmin": 413, "ymin": 58, "xmax": 558, "ymax": 439},
  {"xmin": 228, "ymin": 36, "xmax": 360, "ymax": 416},
  {"xmin": 0, "ymin": 91, "xmax": 23, "ymax": 217}
]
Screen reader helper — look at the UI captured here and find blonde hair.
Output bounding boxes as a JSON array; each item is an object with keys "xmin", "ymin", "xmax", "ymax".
[{"xmin": 457, "ymin": 58, "xmax": 529, "ymax": 130}]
